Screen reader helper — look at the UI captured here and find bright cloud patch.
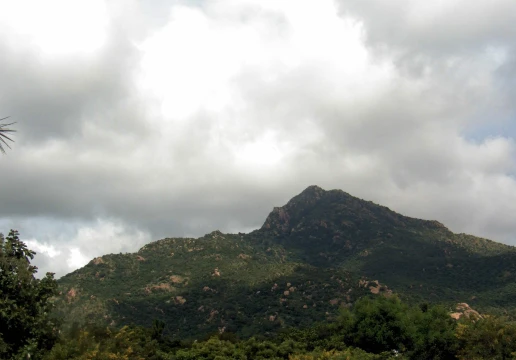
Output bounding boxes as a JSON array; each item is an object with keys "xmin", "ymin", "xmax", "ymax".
[
  {"xmin": 25, "ymin": 239, "xmax": 61, "ymax": 258},
  {"xmin": 67, "ymin": 248, "xmax": 90, "ymax": 269},
  {"xmin": 14, "ymin": 219, "xmax": 152, "ymax": 278},
  {"xmin": 0, "ymin": 0, "xmax": 109, "ymax": 57}
]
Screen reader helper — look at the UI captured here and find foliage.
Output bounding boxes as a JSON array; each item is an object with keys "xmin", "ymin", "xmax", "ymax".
[
  {"xmin": 339, "ymin": 296, "xmax": 412, "ymax": 353},
  {"xmin": 0, "ymin": 116, "xmax": 15, "ymax": 154},
  {"xmin": 409, "ymin": 304, "xmax": 458, "ymax": 359},
  {"xmin": 336, "ymin": 296, "xmax": 458, "ymax": 359},
  {"xmin": 280, "ymin": 296, "xmax": 458, "ymax": 359},
  {"xmin": 289, "ymin": 348, "xmax": 396, "ymax": 360},
  {"xmin": 25, "ymin": 294, "xmax": 516, "ymax": 359},
  {"xmin": 43, "ymin": 324, "xmax": 166, "ymax": 360},
  {"xmin": 0, "ymin": 230, "xmax": 60, "ymax": 359},
  {"xmin": 44, "ymin": 322, "xmax": 387, "ymax": 360},
  {"xmin": 456, "ymin": 315, "xmax": 516, "ymax": 359}
]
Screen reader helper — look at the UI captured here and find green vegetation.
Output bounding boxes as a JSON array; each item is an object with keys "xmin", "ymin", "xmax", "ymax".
[
  {"xmin": 4, "ymin": 227, "xmax": 516, "ymax": 359},
  {"xmin": 41, "ymin": 295, "xmax": 516, "ymax": 359},
  {"xmin": 0, "ymin": 230, "xmax": 60, "ymax": 359}
]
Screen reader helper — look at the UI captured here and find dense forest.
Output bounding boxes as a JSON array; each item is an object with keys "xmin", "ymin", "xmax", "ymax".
[
  {"xmin": 43, "ymin": 296, "xmax": 516, "ymax": 360},
  {"xmin": 3, "ymin": 229, "xmax": 516, "ymax": 360}
]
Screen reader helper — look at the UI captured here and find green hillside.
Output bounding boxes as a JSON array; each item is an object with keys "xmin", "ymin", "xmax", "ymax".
[{"xmin": 54, "ymin": 185, "xmax": 516, "ymax": 339}]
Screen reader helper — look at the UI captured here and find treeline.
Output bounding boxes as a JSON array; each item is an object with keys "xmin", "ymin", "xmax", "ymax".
[
  {"xmin": 44, "ymin": 296, "xmax": 516, "ymax": 360},
  {"xmin": 3, "ymin": 229, "xmax": 516, "ymax": 359}
]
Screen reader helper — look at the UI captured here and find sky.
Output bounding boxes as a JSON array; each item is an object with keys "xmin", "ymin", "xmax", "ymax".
[{"xmin": 1, "ymin": 0, "xmax": 516, "ymax": 278}]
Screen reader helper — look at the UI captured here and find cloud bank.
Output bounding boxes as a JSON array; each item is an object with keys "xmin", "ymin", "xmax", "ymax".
[{"xmin": 0, "ymin": 0, "xmax": 515, "ymax": 277}]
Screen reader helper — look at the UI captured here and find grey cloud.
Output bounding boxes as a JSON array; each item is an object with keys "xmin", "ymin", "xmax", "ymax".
[
  {"xmin": 335, "ymin": 0, "xmax": 516, "ymax": 107},
  {"xmin": 336, "ymin": 0, "xmax": 516, "ymax": 56},
  {"xmin": 0, "ymin": 28, "xmax": 147, "ymax": 144},
  {"xmin": 1, "ymin": 0, "xmax": 516, "ymax": 279}
]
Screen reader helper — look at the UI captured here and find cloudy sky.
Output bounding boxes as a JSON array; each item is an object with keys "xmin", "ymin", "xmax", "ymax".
[{"xmin": 1, "ymin": 0, "xmax": 516, "ymax": 277}]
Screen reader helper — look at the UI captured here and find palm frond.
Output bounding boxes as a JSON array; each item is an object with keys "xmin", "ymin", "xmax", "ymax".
[{"xmin": 0, "ymin": 116, "xmax": 16, "ymax": 154}]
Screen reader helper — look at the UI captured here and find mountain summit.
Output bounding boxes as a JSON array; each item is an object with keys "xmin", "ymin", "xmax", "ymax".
[
  {"xmin": 55, "ymin": 186, "xmax": 516, "ymax": 339},
  {"xmin": 261, "ymin": 185, "xmax": 446, "ymax": 237},
  {"xmin": 257, "ymin": 186, "xmax": 453, "ymax": 268}
]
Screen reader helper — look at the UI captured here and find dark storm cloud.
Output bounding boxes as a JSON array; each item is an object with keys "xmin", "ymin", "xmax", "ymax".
[{"xmin": 0, "ymin": 33, "xmax": 146, "ymax": 143}]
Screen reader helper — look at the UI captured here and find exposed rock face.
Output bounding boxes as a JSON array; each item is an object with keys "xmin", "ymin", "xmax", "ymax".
[
  {"xmin": 174, "ymin": 296, "xmax": 186, "ymax": 305},
  {"xmin": 450, "ymin": 303, "xmax": 482, "ymax": 320},
  {"xmin": 170, "ymin": 275, "xmax": 184, "ymax": 283},
  {"xmin": 92, "ymin": 257, "xmax": 104, "ymax": 265},
  {"xmin": 358, "ymin": 279, "xmax": 393, "ymax": 297},
  {"xmin": 260, "ymin": 185, "xmax": 324, "ymax": 236}
]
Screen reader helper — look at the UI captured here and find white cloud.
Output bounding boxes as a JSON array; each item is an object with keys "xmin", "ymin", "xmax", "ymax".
[
  {"xmin": 71, "ymin": 219, "xmax": 151, "ymax": 258},
  {"xmin": 25, "ymin": 239, "xmax": 61, "ymax": 258},
  {"xmin": 14, "ymin": 219, "xmax": 152, "ymax": 278},
  {"xmin": 67, "ymin": 248, "xmax": 90, "ymax": 269},
  {"xmin": 0, "ymin": 0, "xmax": 109, "ymax": 57}
]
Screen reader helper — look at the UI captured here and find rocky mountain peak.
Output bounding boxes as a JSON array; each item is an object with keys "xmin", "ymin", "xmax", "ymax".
[{"xmin": 259, "ymin": 185, "xmax": 450, "ymax": 245}]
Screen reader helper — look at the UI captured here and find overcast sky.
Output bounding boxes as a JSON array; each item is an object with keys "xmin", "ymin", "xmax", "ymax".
[{"xmin": 1, "ymin": 0, "xmax": 516, "ymax": 278}]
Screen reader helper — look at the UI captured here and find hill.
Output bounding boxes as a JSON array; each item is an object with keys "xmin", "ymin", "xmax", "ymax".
[{"xmin": 54, "ymin": 185, "xmax": 516, "ymax": 339}]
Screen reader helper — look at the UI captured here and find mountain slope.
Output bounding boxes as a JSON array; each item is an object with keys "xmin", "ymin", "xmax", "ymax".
[
  {"xmin": 253, "ymin": 186, "xmax": 516, "ymax": 305},
  {"xmin": 55, "ymin": 185, "xmax": 516, "ymax": 339}
]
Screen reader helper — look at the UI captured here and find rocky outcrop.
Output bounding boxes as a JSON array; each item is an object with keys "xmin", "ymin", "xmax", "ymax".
[
  {"xmin": 450, "ymin": 303, "xmax": 482, "ymax": 320},
  {"xmin": 359, "ymin": 279, "xmax": 393, "ymax": 297}
]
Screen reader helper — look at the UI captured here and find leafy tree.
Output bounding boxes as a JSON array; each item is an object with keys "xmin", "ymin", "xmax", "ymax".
[
  {"xmin": 151, "ymin": 319, "xmax": 166, "ymax": 342},
  {"xmin": 336, "ymin": 296, "xmax": 458, "ymax": 359},
  {"xmin": 174, "ymin": 336, "xmax": 247, "ymax": 359},
  {"xmin": 44, "ymin": 324, "xmax": 166, "ymax": 360},
  {"xmin": 456, "ymin": 315, "xmax": 516, "ymax": 360},
  {"xmin": 0, "ymin": 230, "xmax": 60, "ymax": 359},
  {"xmin": 339, "ymin": 295, "xmax": 412, "ymax": 354},
  {"xmin": 289, "ymin": 348, "xmax": 397, "ymax": 360},
  {"xmin": 0, "ymin": 117, "xmax": 15, "ymax": 154},
  {"xmin": 408, "ymin": 304, "xmax": 458, "ymax": 359}
]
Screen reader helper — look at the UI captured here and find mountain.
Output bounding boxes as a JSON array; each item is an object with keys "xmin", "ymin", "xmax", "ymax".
[{"xmin": 54, "ymin": 185, "xmax": 516, "ymax": 339}]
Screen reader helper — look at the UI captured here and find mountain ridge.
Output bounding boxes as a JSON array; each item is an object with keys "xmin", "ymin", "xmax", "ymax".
[
  {"xmin": 54, "ymin": 185, "xmax": 516, "ymax": 339},
  {"xmin": 259, "ymin": 185, "xmax": 449, "ymax": 236}
]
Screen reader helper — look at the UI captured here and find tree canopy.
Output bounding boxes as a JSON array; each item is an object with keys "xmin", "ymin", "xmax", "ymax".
[{"xmin": 0, "ymin": 230, "xmax": 60, "ymax": 359}]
